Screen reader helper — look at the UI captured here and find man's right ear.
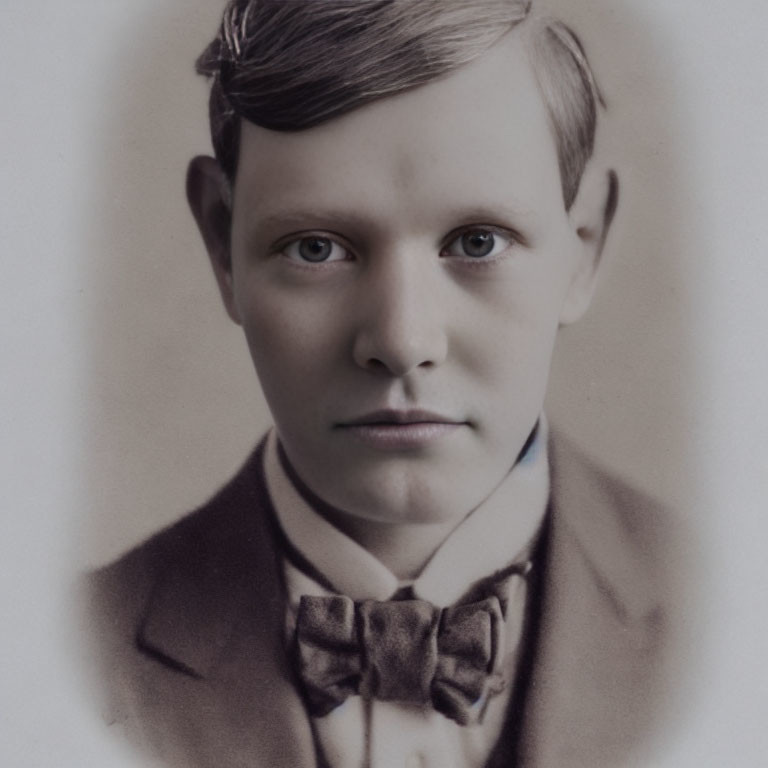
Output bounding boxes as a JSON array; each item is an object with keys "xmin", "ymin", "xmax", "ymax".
[{"xmin": 186, "ymin": 155, "xmax": 241, "ymax": 325}]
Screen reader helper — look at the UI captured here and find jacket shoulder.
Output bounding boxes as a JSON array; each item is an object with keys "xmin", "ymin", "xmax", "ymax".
[
  {"xmin": 87, "ymin": 443, "xmax": 266, "ymax": 622},
  {"xmin": 517, "ymin": 430, "xmax": 691, "ymax": 766},
  {"xmin": 548, "ymin": 430, "xmax": 680, "ymax": 578},
  {"xmin": 79, "ymin": 441, "xmax": 316, "ymax": 767},
  {"xmin": 81, "ymin": 442, "xmax": 276, "ymax": 708}
]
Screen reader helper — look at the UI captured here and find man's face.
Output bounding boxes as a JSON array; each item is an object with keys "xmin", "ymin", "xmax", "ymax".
[{"xmin": 217, "ymin": 32, "xmax": 598, "ymax": 527}]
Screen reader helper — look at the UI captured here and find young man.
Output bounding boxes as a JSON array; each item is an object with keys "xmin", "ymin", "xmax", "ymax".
[{"xmin": 87, "ymin": 2, "xmax": 680, "ymax": 766}]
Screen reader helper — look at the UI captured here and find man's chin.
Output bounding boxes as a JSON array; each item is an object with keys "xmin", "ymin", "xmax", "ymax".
[{"xmin": 318, "ymin": 472, "xmax": 489, "ymax": 528}]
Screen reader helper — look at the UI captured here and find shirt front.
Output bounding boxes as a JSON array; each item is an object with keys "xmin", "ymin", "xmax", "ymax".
[{"xmin": 263, "ymin": 422, "xmax": 550, "ymax": 768}]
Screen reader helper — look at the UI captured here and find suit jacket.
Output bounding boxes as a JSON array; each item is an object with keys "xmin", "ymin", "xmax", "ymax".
[{"xmin": 84, "ymin": 432, "xmax": 681, "ymax": 767}]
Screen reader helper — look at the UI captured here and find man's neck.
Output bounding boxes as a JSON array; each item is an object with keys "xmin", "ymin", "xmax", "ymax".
[
  {"xmin": 312, "ymin": 505, "xmax": 460, "ymax": 581},
  {"xmin": 277, "ymin": 441, "xmax": 462, "ymax": 579}
]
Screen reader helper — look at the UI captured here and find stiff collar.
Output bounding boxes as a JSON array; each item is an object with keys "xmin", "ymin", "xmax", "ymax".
[{"xmin": 263, "ymin": 420, "xmax": 550, "ymax": 607}]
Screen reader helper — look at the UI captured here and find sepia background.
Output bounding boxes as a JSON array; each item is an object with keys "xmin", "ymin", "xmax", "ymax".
[{"xmin": 1, "ymin": 0, "xmax": 767, "ymax": 764}]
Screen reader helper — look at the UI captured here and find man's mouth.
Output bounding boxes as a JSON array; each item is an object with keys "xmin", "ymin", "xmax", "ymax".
[
  {"xmin": 339, "ymin": 409, "xmax": 463, "ymax": 427},
  {"xmin": 335, "ymin": 410, "xmax": 466, "ymax": 450}
]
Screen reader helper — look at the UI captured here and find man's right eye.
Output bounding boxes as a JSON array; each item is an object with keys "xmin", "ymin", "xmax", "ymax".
[{"xmin": 281, "ymin": 236, "xmax": 350, "ymax": 264}]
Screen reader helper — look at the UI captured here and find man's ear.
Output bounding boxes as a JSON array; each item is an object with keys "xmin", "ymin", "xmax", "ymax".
[
  {"xmin": 186, "ymin": 155, "xmax": 241, "ymax": 325},
  {"xmin": 559, "ymin": 164, "xmax": 619, "ymax": 325}
]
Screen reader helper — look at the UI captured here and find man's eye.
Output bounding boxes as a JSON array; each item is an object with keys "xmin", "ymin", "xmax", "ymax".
[
  {"xmin": 442, "ymin": 229, "xmax": 513, "ymax": 260},
  {"xmin": 282, "ymin": 236, "xmax": 349, "ymax": 263}
]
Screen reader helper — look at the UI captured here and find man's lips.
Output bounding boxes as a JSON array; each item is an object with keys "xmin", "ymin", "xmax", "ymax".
[
  {"xmin": 334, "ymin": 410, "xmax": 467, "ymax": 450},
  {"xmin": 336, "ymin": 409, "xmax": 465, "ymax": 427}
]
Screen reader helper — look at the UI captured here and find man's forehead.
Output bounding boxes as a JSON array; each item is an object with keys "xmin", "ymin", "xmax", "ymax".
[{"xmin": 233, "ymin": 30, "xmax": 562, "ymax": 222}]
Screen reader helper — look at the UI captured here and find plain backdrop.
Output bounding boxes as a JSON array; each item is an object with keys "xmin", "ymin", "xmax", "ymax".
[{"xmin": 1, "ymin": 0, "xmax": 767, "ymax": 765}]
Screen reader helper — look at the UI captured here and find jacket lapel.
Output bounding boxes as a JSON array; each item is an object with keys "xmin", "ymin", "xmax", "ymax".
[
  {"xmin": 517, "ymin": 433, "xmax": 668, "ymax": 767},
  {"xmin": 135, "ymin": 445, "xmax": 318, "ymax": 768}
]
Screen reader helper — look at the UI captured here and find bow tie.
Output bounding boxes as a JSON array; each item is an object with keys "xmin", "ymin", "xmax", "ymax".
[{"xmin": 294, "ymin": 570, "xmax": 524, "ymax": 725}]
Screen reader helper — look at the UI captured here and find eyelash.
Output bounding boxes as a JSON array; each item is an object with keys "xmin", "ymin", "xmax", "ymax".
[{"xmin": 274, "ymin": 226, "xmax": 518, "ymax": 267}]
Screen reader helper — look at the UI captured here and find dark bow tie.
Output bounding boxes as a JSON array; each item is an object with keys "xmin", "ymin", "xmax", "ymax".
[{"xmin": 294, "ymin": 572, "xmax": 523, "ymax": 725}]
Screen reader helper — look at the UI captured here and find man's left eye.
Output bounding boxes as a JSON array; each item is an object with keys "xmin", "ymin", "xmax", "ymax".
[{"xmin": 442, "ymin": 229, "xmax": 513, "ymax": 260}]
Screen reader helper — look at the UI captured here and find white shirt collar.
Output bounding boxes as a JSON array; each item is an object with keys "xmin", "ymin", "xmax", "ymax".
[{"xmin": 264, "ymin": 420, "xmax": 549, "ymax": 607}]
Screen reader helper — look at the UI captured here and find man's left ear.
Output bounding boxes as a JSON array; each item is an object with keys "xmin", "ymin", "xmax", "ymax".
[{"xmin": 559, "ymin": 163, "xmax": 619, "ymax": 325}]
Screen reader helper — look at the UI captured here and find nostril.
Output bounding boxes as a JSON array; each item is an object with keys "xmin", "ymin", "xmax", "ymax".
[
  {"xmin": 366, "ymin": 357, "xmax": 388, "ymax": 372},
  {"xmin": 364, "ymin": 356, "xmax": 436, "ymax": 377},
  {"xmin": 354, "ymin": 324, "xmax": 447, "ymax": 376}
]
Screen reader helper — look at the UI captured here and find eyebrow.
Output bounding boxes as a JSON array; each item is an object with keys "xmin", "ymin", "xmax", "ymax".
[
  {"xmin": 246, "ymin": 202, "xmax": 539, "ymax": 241},
  {"xmin": 442, "ymin": 203, "xmax": 538, "ymax": 227},
  {"xmin": 247, "ymin": 209, "xmax": 373, "ymax": 234}
]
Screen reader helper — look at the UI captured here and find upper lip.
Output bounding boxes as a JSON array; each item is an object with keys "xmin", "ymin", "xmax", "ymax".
[{"xmin": 338, "ymin": 409, "xmax": 463, "ymax": 426}]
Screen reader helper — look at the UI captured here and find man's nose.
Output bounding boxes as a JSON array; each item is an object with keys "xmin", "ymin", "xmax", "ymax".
[{"xmin": 352, "ymin": 249, "xmax": 448, "ymax": 377}]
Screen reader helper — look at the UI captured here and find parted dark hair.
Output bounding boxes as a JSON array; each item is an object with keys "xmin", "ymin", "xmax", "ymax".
[{"xmin": 196, "ymin": 0, "xmax": 603, "ymax": 210}]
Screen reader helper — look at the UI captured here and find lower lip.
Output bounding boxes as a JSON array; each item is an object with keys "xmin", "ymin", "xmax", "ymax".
[{"xmin": 338, "ymin": 422, "xmax": 463, "ymax": 450}]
